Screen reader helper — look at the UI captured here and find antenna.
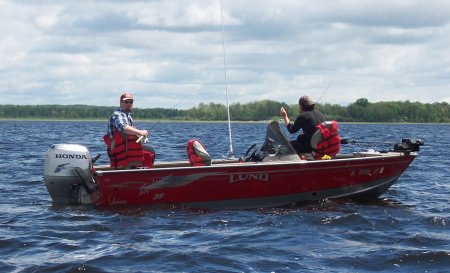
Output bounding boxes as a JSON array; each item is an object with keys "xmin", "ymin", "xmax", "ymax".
[{"xmin": 220, "ymin": 0, "xmax": 234, "ymax": 159}]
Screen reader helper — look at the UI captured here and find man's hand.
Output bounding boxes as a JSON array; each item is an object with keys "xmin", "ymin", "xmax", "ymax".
[
  {"xmin": 139, "ymin": 130, "xmax": 149, "ymax": 138},
  {"xmin": 280, "ymin": 107, "xmax": 290, "ymax": 126},
  {"xmin": 280, "ymin": 107, "xmax": 287, "ymax": 118}
]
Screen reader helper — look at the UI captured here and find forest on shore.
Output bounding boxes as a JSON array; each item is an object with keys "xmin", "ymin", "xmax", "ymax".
[{"xmin": 0, "ymin": 98, "xmax": 449, "ymax": 123}]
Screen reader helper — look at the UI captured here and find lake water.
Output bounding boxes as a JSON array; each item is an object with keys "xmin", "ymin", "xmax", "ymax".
[{"xmin": 0, "ymin": 121, "xmax": 449, "ymax": 272}]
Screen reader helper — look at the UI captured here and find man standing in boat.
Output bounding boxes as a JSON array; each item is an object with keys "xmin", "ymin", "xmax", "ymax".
[
  {"xmin": 280, "ymin": 95, "xmax": 325, "ymax": 155},
  {"xmin": 104, "ymin": 92, "xmax": 155, "ymax": 168}
]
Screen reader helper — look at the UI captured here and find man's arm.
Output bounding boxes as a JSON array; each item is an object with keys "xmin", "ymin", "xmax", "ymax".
[
  {"xmin": 124, "ymin": 125, "xmax": 148, "ymax": 138},
  {"xmin": 280, "ymin": 107, "xmax": 290, "ymax": 126}
]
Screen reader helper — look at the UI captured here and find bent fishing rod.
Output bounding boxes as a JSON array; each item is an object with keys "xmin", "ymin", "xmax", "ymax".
[{"xmin": 136, "ymin": 96, "xmax": 188, "ymax": 144}]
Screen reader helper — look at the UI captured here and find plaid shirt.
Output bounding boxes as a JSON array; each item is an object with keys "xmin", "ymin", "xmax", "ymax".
[{"xmin": 107, "ymin": 108, "xmax": 133, "ymax": 139}]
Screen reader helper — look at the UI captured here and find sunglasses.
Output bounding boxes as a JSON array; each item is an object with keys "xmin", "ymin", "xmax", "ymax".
[{"xmin": 123, "ymin": 100, "xmax": 134, "ymax": 104}]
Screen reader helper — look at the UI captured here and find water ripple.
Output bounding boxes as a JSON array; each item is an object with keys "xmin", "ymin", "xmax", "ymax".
[{"xmin": 0, "ymin": 121, "xmax": 449, "ymax": 272}]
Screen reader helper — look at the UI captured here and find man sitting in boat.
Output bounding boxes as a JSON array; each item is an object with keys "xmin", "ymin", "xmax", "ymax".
[
  {"xmin": 280, "ymin": 95, "xmax": 326, "ymax": 155},
  {"xmin": 103, "ymin": 92, "xmax": 155, "ymax": 168}
]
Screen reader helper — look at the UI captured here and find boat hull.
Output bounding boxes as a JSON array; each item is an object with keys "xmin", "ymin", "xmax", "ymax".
[{"xmin": 93, "ymin": 153, "xmax": 415, "ymax": 209}]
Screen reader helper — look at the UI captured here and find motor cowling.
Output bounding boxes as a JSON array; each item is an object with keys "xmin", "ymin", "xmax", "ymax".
[{"xmin": 44, "ymin": 144, "xmax": 93, "ymax": 204}]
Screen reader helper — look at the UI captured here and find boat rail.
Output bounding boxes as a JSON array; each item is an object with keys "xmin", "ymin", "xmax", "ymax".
[{"xmin": 92, "ymin": 151, "xmax": 414, "ymax": 173}]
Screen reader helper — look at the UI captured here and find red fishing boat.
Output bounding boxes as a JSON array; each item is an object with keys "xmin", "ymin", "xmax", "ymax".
[{"xmin": 44, "ymin": 121, "xmax": 423, "ymax": 209}]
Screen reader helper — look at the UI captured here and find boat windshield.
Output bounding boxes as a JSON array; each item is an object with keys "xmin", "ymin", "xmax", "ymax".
[{"xmin": 259, "ymin": 121, "xmax": 297, "ymax": 156}]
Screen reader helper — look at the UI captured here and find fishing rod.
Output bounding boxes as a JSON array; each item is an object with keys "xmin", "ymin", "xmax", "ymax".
[
  {"xmin": 136, "ymin": 96, "xmax": 188, "ymax": 144},
  {"xmin": 221, "ymin": 0, "xmax": 234, "ymax": 159},
  {"xmin": 287, "ymin": 83, "xmax": 332, "ymax": 141},
  {"xmin": 315, "ymin": 82, "xmax": 332, "ymax": 104}
]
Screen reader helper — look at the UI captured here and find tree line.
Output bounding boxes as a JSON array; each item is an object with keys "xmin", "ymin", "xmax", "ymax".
[{"xmin": 0, "ymin": 98, "xmax": 448, "ymax": 123}]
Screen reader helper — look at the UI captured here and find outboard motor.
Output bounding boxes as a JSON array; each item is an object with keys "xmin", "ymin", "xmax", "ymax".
[{"xmin": 44, "ymin": 144, "xmax": 95, "ymax": 204}]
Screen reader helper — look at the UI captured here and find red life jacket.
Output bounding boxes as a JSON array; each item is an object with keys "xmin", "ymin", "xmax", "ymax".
[
  {"xmin": 103, "ymin": 131, "xmax": 147, "ymax": 168},
  {"xmin": 313, "ymin": 120, "xmax": 341, "ymax": 159},
  {"xmin": 186, "ymin": 139, "xmax": 211, "ymax": 166}
]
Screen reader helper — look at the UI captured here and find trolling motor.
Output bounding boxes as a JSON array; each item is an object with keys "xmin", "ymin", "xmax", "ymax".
[
  {"xmin": 340, "ymin": 138, "xmax": 424, "ymax": 154},
  {"xmin": 393, "ymin": 138, "xmax": 424, "ymax": 153}
]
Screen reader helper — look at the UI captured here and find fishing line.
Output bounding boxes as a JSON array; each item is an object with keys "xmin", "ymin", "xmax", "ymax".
[
  {"xmin": 315, "ymin": 82, "xmax": 332, "ymax": 104},
  {"xmin": 149, "ymin": 96, "xmax": 187, "ymax": 130},
  {"xmin": 136, "ymin": 96, "xmax": 189, "ymax": 144}
]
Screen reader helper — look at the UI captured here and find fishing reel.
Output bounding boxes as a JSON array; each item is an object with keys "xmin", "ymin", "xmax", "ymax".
[{"xmin": 136, "ymin": 135, "xmax": 148, "ymax": 144}]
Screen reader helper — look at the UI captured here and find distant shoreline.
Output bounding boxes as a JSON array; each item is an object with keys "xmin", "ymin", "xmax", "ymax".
[
  {"xmin": 0, "ymin": 118, "xmax": 267, "ymax": 123},
  {"xmin": 1, "ymin": 118, "xmax": 448, "ymax": 125},
  {"xmin": 1, "ymin": 100, "xmax": 448, "ymax": 123}
]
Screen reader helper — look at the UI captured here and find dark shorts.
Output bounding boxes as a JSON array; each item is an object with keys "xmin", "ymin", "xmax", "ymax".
[
  {"xmin": 290, "ymin": 134, "xmax": 313, "ymax": 154},
  {"xmin": 143, "ymin": 144, "xmax": 155, "ymax": 154}
]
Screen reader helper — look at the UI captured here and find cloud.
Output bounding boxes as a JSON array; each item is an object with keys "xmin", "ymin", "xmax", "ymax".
[{"xmin": 0, "ymin": 0, "xmax": 449, "ymax": 109}]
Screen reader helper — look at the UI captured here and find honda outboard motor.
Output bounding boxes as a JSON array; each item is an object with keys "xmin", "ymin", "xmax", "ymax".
[{"xmin": 44, "ymin": 144, "xmax": 94, "ymax": 204}]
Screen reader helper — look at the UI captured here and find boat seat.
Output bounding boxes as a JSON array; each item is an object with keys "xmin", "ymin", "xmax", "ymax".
[
  {"xmin": 310, "ymin": 121, "xmax": 333, "ymax": 149},
  {"xmin": 186, "ymin": 140, "xmax": 212, "ymax": 166},
  {"xmin": 310, "ymin": 121, "xmax": 341, "ymax": 159}
]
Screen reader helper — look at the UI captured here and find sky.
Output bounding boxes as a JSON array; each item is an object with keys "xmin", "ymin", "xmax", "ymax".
[{"xmin": 1, "ymin": 0, "xmax": 449, "ymax": 109}]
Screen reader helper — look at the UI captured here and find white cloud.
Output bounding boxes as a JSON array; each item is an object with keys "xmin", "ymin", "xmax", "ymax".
[{"xmin": 0, "ymin": 0, "xmax": 449, "ymax": 109}]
